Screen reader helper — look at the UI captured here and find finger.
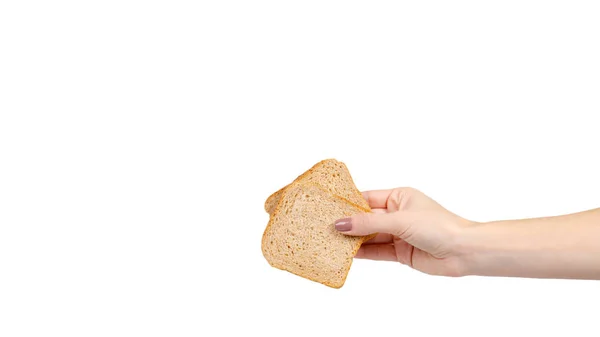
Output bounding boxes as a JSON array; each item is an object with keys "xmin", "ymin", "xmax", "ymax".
[
  {"xmin": 362, "ymin": 233, "xmax": 394, "ymax": 244},
  {"xmin": 354, "ymin": 244, "xmax": 397, "ymax": 261},
  {"xmin": 335, "ymin": 211, "xmax": 412, "ymax": 237},
  {"xmin": 393, "ymin": 237, "xmax": 415, "ymax": 266},
  {"xmin": 371, "ymin": 208, "xmax": 388, "ymax": 214},
  {"xmin": 362, "ymin": 190, "xmax": 394, "ymax": 209}
]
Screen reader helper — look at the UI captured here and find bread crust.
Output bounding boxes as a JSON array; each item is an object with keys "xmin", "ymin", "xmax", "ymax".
[{"xmin": 264, "ymin": 158, "xmax": 371, "ymax": 214}]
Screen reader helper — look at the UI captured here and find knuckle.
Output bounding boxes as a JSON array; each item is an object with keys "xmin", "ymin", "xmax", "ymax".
[
  {"xmin": 388, "ymin": 189, "xmax": 403, "ymax": 210},
  {"xmin": 390, "ymin": 187, "xmax": 420, "ymax": 210},
  {"xmin": 401, "ymin": 187, "xmax": 418, "ymax": 194}
]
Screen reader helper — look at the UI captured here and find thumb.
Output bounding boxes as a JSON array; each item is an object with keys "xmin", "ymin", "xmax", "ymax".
[{"xmin": 334, "ymin": 211, "xmax": 412, "ymax": 237}]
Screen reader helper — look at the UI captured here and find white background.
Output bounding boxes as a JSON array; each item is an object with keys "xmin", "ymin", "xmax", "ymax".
[{"xmin": 1, "ymin": 1, "xmax": 599, "ymax": 336}]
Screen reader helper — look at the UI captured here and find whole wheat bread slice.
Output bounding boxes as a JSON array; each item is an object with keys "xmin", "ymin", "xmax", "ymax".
[
  {"xmin": 261, "ymin": 183, "xmax": 372, "ymax": 288},
  {"xmin": 264, "ymin": 159, "xmax": 370, "ymax": 215}
]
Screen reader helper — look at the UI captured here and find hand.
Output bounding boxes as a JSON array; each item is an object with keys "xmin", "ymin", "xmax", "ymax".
[{"xmin": 334, "ymin": 187, "xmax": 474, "ymax": 277}]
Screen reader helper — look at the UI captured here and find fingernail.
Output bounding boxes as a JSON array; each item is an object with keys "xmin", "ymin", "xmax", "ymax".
[{"xmin": 335, "ymin": 218, "xmax": 352, "ymax": 232}]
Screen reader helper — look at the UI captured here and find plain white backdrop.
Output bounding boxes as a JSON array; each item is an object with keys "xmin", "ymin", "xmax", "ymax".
[{"xmin": 1, "ymin": 1, "xmax": 599, "ymax": 336}]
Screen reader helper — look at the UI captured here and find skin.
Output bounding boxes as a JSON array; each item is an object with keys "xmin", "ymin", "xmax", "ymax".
[{"xmin": 334, "ymin": 187, "xmax": 600, "ymax": 280}]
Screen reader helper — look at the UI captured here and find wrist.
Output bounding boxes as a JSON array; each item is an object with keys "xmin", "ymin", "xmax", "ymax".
[{"xmin": 454, "ymin": 221, "xmax": 514, "ymax": 277}]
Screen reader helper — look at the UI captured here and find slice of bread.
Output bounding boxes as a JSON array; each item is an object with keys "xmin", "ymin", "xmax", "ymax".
[
  {"xmin": 264, "ymin": 159, "xmax": 370, "ymax": 215},
  {"xmin": 261, "ymin": 183, "xmax": 372, "ymax": 288}
]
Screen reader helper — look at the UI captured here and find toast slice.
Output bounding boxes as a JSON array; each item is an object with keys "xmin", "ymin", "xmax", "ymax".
[
  {"xmin": 261, "ymin": 183, "xmax": 372, "ymax": 288},
  {"xmin": 264, "ymin": 159, "xmax": 370, "ymax": 215}
]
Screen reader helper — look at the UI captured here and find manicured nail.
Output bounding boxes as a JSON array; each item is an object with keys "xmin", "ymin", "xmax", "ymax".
[{"xmin": 335, "ymin": 218, "xmax": 352, "ymax": 232}]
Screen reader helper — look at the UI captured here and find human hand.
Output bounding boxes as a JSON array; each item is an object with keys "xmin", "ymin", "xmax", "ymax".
[{"xmin": 334, "ymin": 187, "xmax": 475, "ymax": 277}]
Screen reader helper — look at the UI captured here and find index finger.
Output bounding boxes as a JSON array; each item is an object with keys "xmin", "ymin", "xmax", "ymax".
[{"xmin": 362, "ymin": 189, "xmax": 394, "ymax": 209}]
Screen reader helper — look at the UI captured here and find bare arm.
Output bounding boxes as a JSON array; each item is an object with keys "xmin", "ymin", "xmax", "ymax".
[{"xmin": 460, "ymin": 208, "xmax": 600, "ymax": 279}]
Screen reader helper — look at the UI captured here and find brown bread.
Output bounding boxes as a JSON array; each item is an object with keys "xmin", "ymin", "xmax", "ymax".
[
  {"xmin": 264, "ymin": 159, "xmax": 370, "ymax": 214},
  {"xmin": 261, "ymin": 183, "xmax": 372, "ymax": 288}
]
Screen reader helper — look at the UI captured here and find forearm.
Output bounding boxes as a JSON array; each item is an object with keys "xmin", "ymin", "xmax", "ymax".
[{"xmin": 460, "ymin": 208, "xmax": 600, "ymax": 279}]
